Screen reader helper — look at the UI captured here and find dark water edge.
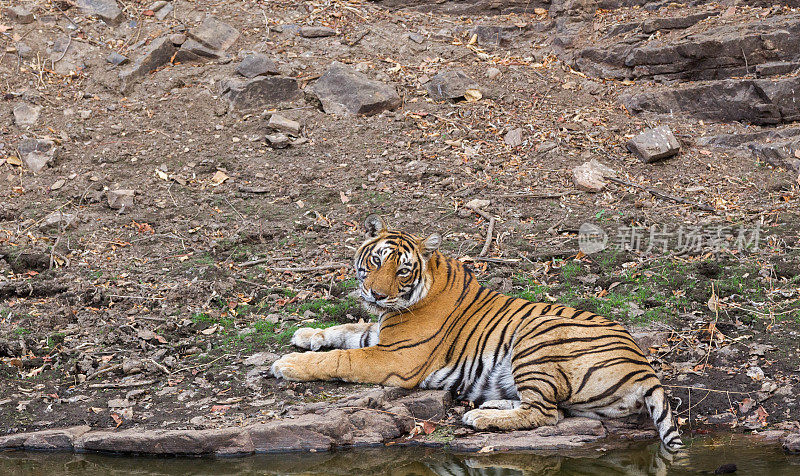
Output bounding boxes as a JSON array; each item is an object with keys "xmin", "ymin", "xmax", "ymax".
[{"xmin": 1, "ymin": 435, "xmax": 799, "ymax": 476}]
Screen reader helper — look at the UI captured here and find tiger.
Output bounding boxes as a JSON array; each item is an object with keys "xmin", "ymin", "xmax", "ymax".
[{"xmin": 271, "ymin": 215, "xmax": 683, "ymax": 450}]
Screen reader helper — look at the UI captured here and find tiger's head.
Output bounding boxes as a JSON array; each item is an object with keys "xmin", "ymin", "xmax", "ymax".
[{"xmin": 354, "ymin": 215, "xmax": 441, "ymax": 313}]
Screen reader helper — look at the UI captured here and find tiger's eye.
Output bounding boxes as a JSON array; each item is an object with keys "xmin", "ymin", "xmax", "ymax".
[{"xmin": 370, "ymin": 255, "xmax": 381, "ymax": 267}]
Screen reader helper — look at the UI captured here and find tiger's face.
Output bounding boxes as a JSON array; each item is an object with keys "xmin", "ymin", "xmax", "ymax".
[{"xmin": 354, "ymin": 215, "xmax": 441, "ymax": 313}]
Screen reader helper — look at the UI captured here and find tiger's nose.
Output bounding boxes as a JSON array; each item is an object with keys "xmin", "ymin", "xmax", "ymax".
[{"xmin": 371, "ymin": 290, "xmax": 387, "ymax": 301}]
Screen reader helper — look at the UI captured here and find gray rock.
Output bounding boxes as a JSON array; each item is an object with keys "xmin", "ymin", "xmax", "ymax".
[
  {"xmin": 504, "ymin": 128, "xmax": 524, "ymax": 147},
  {"xmin": 0, "ymin": 426, "xmax": 90, "ymax": 451},
  {"xmin": 107, "ymin": 189, "xmax": 135, "ymax": 211},
  {"xmin": 577, "ymin": 14, "xmax": 800, "ymax": 81},
  {"xmin": 17, "ymin": 138, "xmax": 56, "ymax": 172},
  {"xmin": 393, "ymin": 390, "xmax": 451, "ymax": 421},
  {"xmin": 298, "ymin": 26, "xmax": 336, "ymax": 38},
  {"xmin": 13, "ymin": 103, "xmax": 42, "ymax": 126},
  {"xmin": 243, "ymin": 352, "xmax": 279, "ymax": 367},
  {"xmin": 626, "ymin": 126, "xmax": 680, "ymax": 163},
  {"xmin": 267, "ymin": 114, "xmax": 301, "ymax": 136},
  {"xmin": 75, "ymin": 0, "xmax": 124, "ymax": 26},
  {"xmin": 784, "ymin": 433, "xmax": 800, "ymax": 454},
  {"xmin": 15, "ymin": 42, "xmax": 33, "ymax": 58},
  {"xmin": 266, "ymin": 133, "xmax": 290, "ymax": 149},
  {"xmin": 425, "ymin": 70, "xmax": 479, "ymax": 101},
  {"xmin": 641, "ymin": 12, "xmax": 719, "ymax": 34},
  {"xmin": 222, "ymin": 76, "xmax": 300, "ymax": 110},
  {"xmin": 119, "ymin": 37, "xmax": 177, "ymax": 92},
  {"xmin": 572, "ymin": 159, "xmax": 617, "ymax": 192},
  {"xmin": 106, "ymin": 52, "xmax": 129, "ymax": 66},
  {"xmin": 4, "ymin": 6, "xmax": 34, "ymax": 24},
  {"xmin": 39, "ymin": 211, "xmax": 77, "ymax": 231},
  {"xmin": 154, "ymin": 2, "xmax": 173, "ymax": 21},
  {"xmin": 451, "ymin": 417, "xmax": 606, "ymax": 452},
  {"xmin": 706, "ymin": 412, "xmax": 738, "ymax": 425},
  {"xmin": 169, "ymin": 34, "xmax": 187, "ymax": 46},
  {"xmin": 236, "ymin": 53, "xmax": 279, "ymax": 78},
  {"xmin": 623, "ymin": 76, "xmax": 800, "ymax": 126},
  {"xmin": 630, "ymin": 331, "xmax": 669, "ymax": 352},
  {"xmin": 308, "ymin": 62, "xmax": 401, "ymax": 116},
  {"xmin": 188, "ymin": 16, "xmax": 240, "ymax": 51},
  {"xmin": 175, "ymin": 39, "xmax": 222, "ymax": 61},
  {"xmin": 486, "ymin": 67, "xmax": 501, "ymax": 79},
  {"xmin": 749, "ymin": 140, "xmax": 800, "ymax": 173},
  {"xmin": 408, "ymin": 32, "xmax": 425, "ymax": 44}
]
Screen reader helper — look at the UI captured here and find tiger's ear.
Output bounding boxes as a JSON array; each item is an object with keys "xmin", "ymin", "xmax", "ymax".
[
  {"xmin": 364, "ymin": 214, "xmax": 388, "ymax": 237},
  {"xmin": 422, "ymin": 233, "xmax": 441, "ymax": 258}
]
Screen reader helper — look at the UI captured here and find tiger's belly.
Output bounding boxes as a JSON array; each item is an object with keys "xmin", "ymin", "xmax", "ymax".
[{"xmin": 419, "ymin": 352, "xmax": 518, "ymax": 404}]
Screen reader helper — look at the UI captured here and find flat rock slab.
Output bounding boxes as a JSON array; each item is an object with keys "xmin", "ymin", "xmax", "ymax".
[
  {"xmin": 13, "ymin": 103, "xmax": 41, "ymax": 126},
  {"xmin": 576, "ymin": 14, "xmax": 800, "ymax": 81},
  {"xmin": 308, "ymin": 62, "xmax": 401, "ymax": 116},
  {"xmin": 222, "ymin": 76, "xmax": 300, "ymax": 110},
  {"xmin": 0, "ymin": 389, "xmax": 666, "ymax": 456},
  {"xmin": 425, "ymin": 70, "xmax": 479, "ymax": 101},
  {"xmin": 237, "ymin": 53, "xmax": 279, "ymax": 78},
  {"xmin": 189, "ymin": 16, "xmax": 240, "ymax": 51},
  {"xmin": 75, "ymin": 0, "xmax": 124, "ymax": 25},
  {"xmin": 622, "ymin": 76, "xmax": 800, "ymax": 126},
  {"xmin": 626, "ymin": 126, "xmax": 680, "ymax": 163}
]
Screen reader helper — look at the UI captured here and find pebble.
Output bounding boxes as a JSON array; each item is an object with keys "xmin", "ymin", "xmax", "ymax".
[
  {"xmin": 5, "ymin": 6, "xmax": 35, "ymax": 24},
  {"xmin": 236, "ymin": 53, "xmax": 279, "ymax": 78},
  {"xmin": 51, "ymin": 179, "xmax": 66, "ymax": 190},
  {"xmin": 106, "ymin": 52, "xmax": 129, "ymax": 66},
  {"xmin": 266, "ymin": 133, "xmax": 290, "ymax": 148},
  {"xmin": 107, "ymin": 189, "xmax": 135, "ymax": 211},
  {"xmin": 504, "ymin": 128, "xmax": 524, "ymax": 147},
  {"xmin": 486, "ymin": 67, "xmax": 502, "ymax": 79},
  {"xmin": 408, "ymin": 32, "xmax": 425, "ymax": 44}
]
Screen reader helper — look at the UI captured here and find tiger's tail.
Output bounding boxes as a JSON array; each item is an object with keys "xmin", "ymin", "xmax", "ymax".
[{"xmin": 644, "ymin": 384, "xmax": 683, "ymax": 451}]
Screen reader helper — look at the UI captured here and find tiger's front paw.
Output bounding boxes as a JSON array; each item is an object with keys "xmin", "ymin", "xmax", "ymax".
[
  {"xmin": 271, "ymin": 353, "xmax": 314, "ymax": 381},
  {"xmin": 291, "ymin": 327, "xmax": 326, "ymax": 351}
]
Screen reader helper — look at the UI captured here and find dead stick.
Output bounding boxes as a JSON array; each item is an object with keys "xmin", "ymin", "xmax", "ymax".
[
  {"xmin": 496, "ymin": 191, "xmax": 577, "ymax": 199},
  {"xmin": 605, "ymin": 176, "xmax": 715, "ymax": 212},
  {"xmin": 479, "ymin": 217, "xmax": 495, "ymax": 257},
  {"xmin": 89, "ymin": 379, "xmax": 158, "ymax": 389},
  {"xmin": 465, "ymin": 205, "xmax": 493, "ymax": 222}
]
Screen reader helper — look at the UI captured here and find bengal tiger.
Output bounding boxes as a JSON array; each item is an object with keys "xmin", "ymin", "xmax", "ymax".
[{"xmin": 271, "ymin": 215, "xmax": 683, "ymax": 450}]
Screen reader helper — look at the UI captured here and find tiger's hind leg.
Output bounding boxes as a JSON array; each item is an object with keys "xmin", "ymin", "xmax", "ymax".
[
  {"xmin": 291, "ymin": 322, "xmax": 378, "ymax": 351},
  {"xmin": 463, "ymin": 371, "xmax": 561, "ymax": 430}
]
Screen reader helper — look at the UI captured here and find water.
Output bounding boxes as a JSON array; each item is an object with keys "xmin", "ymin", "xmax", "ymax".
[{"xmin": 1, "ymin": 435, "xmax": 798, "ymax": 475}]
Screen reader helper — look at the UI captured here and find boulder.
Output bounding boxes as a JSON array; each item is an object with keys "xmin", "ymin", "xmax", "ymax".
[
  {"xmin": 626, "ymin": 126, "xmax": 681, "ymax": 163},
  {"xmin": 308, "ymin": 62, "xmax": 401, "ymax": 116},
  {"xmin": 75, "ymin": 0, "xmax": 124, "ymax": 26},
  {"xmin": 393, "ymin": 390, "xmax": 452, "ymax": 421},
  {"xmin": 0, "ymin": 426, "xmax": 89, "ymax": 451},
  {"xmin": 425, "ymin": 70, "xmax": 479, "ymax": 101},
  {"xmin": 221, "ymin": 76, "xmax": 300, "ymax": 110},
  {"xmin": 749, "ymin": 140, "xmax": 800, "ymax": 173}
]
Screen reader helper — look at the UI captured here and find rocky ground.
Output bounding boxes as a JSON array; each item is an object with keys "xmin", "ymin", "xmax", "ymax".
[{"xmin": 1, "ymin": 0, "xmax": 800, "ymax": 455}]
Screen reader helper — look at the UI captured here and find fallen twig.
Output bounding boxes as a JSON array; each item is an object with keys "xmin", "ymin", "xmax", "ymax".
[
  {"xmin": 605, "ymin": 176, "xmax": 715, "ymax": 213},
  {"xmin": 270, "ymin": 263, "xmax": 349, "ymax": 273},
  {"xmin": 85, "ymin": 364, "xmax": 122, "ymax": 382},
  {"xmin": 89, "ymin": 379, "xmax": 158, "ymax": 389},
  {"xmin": 496, "ymin": 191, "xmax": 577, "ymax": 199},
  {"xmin": 479, "ymin": 217, "xmax": 495, "ymax": 257}
]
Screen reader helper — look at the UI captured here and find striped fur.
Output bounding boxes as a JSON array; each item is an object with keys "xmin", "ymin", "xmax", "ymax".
[{"xmin": 272, "ymin": 216, "xmax": 683, "ymax": 450}]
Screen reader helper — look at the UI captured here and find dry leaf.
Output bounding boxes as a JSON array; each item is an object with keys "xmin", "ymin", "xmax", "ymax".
[
  {"xmin": 468, "ymin": 34, "xmax": 477, "ymax": 46},
  {"xmin": 707, "ymin": 294, "xmax": 720, "ymax": 312},
  {"xmin": 155, "ymin": 169, "xmax": 169, "ymax": 181},
  {"xmin": 211, "ymin": 405, "xmax": 230, "ymax": 413},
  {"xmin": 464, "ymin": 89, "xmax": 482, "ymax": 102},
  {"xmin": 339, "ymin": 191, "xmax": 350, "ymax": 204},
  {"xmin": 6, "ymin": 155, "xmax": 22, "ymax": 166},
  {"xmin": 211, "ymin": 170, "xmax": 229, "ymax": 186},
  {"xmin": 0, "ymin": 25, "xmax": 11, "ymax": 33},
  {"xmin": 533, "ymin": 7, "xmax": 547, "ymax": 15},
  {"xmin": 201, "ymin": 324, "xmax": 219, "ymax": 335},
  {"xmin": 794, "ymin": 149, "xmax": 800, "ymax": 158},
  {"xmin": 422, "ymin": 421, "xmax": 437, "ymax": 434},
  {"xmin": 478, "ymin": 446, "xmax": 495, "ymax": 453},
  {"xmin": 111, "ymin": 412, "xmax": 124, "ymax": 428}
]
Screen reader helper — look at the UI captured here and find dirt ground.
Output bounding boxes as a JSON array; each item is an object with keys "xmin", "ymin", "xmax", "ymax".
[{"xmin": 1, "ymin": 0, "xmax": 799, "ymax": 442}]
